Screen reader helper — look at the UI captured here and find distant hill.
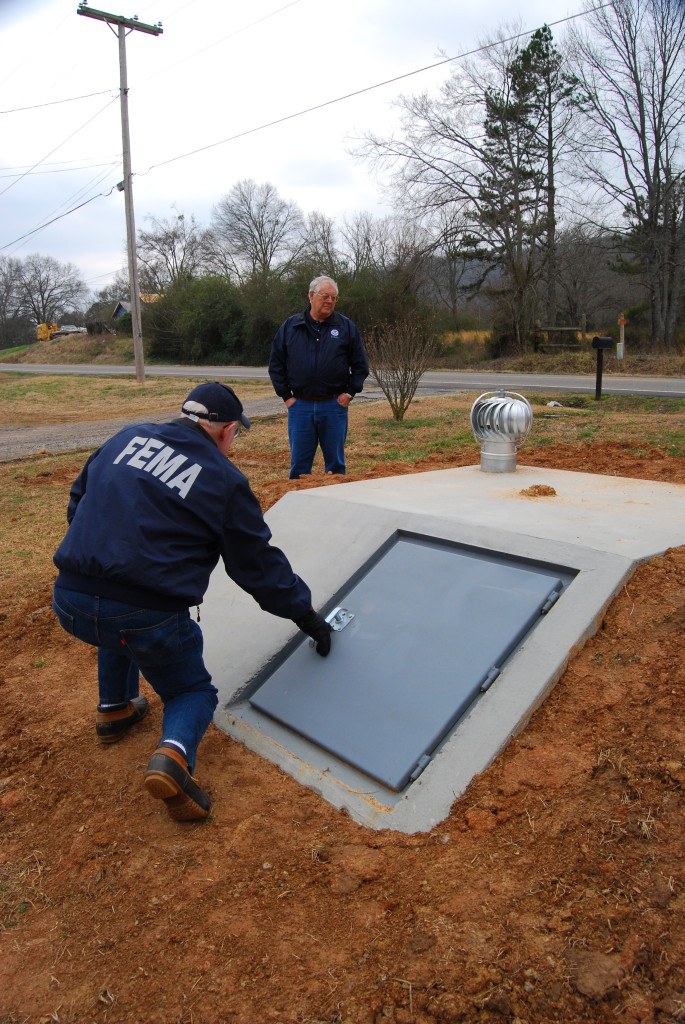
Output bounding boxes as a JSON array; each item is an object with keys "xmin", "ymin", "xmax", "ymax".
[{"xmin": 0, "ymin": 333, "xmax": 135, "ymax": 365}]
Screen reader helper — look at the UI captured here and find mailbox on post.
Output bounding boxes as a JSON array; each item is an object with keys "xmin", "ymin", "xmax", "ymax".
[{"xmin": 592, "ymin": 335, "xmax": 614, "ymax": 400}]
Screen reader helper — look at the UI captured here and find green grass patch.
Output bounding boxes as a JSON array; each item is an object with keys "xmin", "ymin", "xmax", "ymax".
[
  {"xmin": 378, "ymin": 446, "xmax": 433, "ymax": 462},
  {"xmin": 0, "ymin": 343, "xmax": 33, "ymax": 357},
  {"xmin": 367, "ymin": 415, "xmax": 444, "ymax": 431},
  {"xmin": 555, "ymin": 394, "xmax": 594, "ymax": 410},
  {"xmin": 600, "ymin": 395, "xmax": 685, "ymax": 414},
  {"xmin": 661, "ymin": 432, "xmax": 685, "ymax": 456}
]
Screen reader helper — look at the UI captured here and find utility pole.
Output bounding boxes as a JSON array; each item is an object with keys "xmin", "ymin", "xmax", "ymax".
[{"xmin": 77, "ymin": 3, "xmax": 162, "ymax": 384}]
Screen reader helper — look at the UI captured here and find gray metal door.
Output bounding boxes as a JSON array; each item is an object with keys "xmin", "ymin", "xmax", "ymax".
[{"xmin": 250, "ymin": 535, "xmax": 568, "ymax": 791}]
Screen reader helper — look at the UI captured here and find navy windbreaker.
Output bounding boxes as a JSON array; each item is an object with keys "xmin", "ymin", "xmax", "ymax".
[
  {"xmin": 268, "ymin": 308, "xmax": 369, "ymax": 400},
  {"xmin": 53, "ymin": 417, "xmax": 312, "ymax": 617}
]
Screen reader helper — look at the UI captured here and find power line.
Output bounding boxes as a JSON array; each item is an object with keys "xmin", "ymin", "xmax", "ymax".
[
  {"xmin": 0, "ymin": 187, "xmax": 118, "ymax": 252},
  {"xmin": 33, "ymin": 164, "xmax": 119, "ymax": 238},
  {"xmin": 84, "ymin": 266, "xmax": 125, "ymax": 285},
  {"xmin": 142, "ymin": 4, "xmax": 612, "ymax": 177},
  {"xmin": 0, "ymin": 0, "xmax": 303, "ymax": 113},
  {"xmin": 142, "ymin": 0, "xmax": 305, "ymax": 82},
  {"xmin": 0, "ymin": 160, "xmax": 120, "ymax": 179},
  {"xmin": 2, "ymin": 3, "xmax": 612, "ymax": 257},
  {"xmin": 0, "ymin": 89, "xmax": 116, "ymax": 115},
  {"xmin": 0, "ymin": 95, "xmax": 119, "ymax": 198}
]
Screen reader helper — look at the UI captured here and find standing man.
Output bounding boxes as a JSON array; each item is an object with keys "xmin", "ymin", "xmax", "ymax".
[
  {"xmin": 268, "ymin": 275, "xmax": 369, "ymax": 479},
  {"xmin": 52, "ymin": 382, "xmax": 332, "ymax": 823}
]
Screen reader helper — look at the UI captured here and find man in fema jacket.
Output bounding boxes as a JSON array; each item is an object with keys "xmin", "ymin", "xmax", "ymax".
[
  {"xmin": 52, "ymin": 382, "xmax": 332, "ymax": 823},
  {"xmin": 268, "ymin": 276, "xmax": 369, "ymax": 479}
]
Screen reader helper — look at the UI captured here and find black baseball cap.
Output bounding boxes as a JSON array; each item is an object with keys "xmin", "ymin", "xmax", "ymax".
[{"xmin": 182, "ymin": 382, "xmax": 251, "ymax": 430}]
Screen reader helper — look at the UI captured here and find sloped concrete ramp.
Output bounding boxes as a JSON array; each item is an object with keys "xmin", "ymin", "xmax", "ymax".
[{"xmin": 202, "ymin": 466, "xmax": 684, "ymax": 833}]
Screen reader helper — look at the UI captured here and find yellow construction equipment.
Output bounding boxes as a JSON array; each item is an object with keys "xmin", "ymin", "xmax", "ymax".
[{"xmin": 35, "ymin": 322, "xmax": 59, "ymax": 341}]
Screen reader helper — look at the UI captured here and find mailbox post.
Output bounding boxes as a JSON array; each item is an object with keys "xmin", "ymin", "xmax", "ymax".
[{"xmin": 592, "ymin": 336, "xmax": 614, "ymax": 400}]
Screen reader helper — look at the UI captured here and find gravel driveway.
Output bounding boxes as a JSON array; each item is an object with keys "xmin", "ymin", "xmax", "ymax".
[
  {"xmin": 0, "ymin": 392, "xmax": 384, "ymax": 463},
  {"xmin": 0, "ymin": 395, "xmax": 288, "ymax": 463}
]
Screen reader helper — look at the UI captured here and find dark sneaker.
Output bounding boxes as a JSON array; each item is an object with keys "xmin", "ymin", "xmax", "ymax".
[
  {"xmin": 96, "ymin": 696, "xmax": 149, "ymax": 743},
  {"xmin": 144, "ymin": 745, "xmax": 211, "ymax": 821}
]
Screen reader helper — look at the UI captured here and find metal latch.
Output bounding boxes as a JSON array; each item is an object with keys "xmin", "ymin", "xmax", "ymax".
[
  {"xmin": 325, "ymin": 607, "xmax": 355, "ymax": 631},
  {"xmin": 309, "ymin": 607, "xmax": 354, "ymax": 648}
]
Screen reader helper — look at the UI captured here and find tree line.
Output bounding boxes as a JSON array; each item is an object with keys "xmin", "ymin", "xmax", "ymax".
[{"xmin": 1, "ymin": 0, "xmax": 683, "ymax": 359}]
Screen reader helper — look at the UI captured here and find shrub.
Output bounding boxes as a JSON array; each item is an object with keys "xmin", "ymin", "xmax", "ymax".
[
  {"xmin": 145, "ymin": 277, "xmax": 245, "ymax": 364},
  {"xmin": 115, "ymin": 311, "xmax": 132, "ymax": 335}
]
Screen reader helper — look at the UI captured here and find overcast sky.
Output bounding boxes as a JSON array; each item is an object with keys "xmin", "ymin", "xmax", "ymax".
[{"xmin": 1, "ymin": 0, "xmax": 580, "ymax": 292}]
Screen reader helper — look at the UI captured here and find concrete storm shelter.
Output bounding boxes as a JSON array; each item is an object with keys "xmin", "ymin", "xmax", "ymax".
[{"xmin": 202, "ymin": 463, "xmax": 684, "ymax": 834}]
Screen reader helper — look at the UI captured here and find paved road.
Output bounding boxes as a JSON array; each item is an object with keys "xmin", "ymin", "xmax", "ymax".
[
  {"xmin": 1, "ymin": 362, "xmax": 683, "ymax": 462},
  {"xmin": 2, "ymin": 361, "xmax": 684, "ymax": 398}
]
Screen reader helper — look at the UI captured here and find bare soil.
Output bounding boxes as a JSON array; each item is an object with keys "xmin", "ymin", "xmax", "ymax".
[{"xmin": 1, "ymin": 443, "xmax": 685, "ymax": 1024}]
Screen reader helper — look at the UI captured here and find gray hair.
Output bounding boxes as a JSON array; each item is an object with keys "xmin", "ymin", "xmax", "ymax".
[
  {"xmin": 181, "ymin": 400, "xmax": 227, "ymax": 432},
  {"xmin": 182, "ymin": 399, "xmax": 210, "ymax": 418},
  {"xmin": 309, "ymin": 275, "xmax": 338, "ymax": 295}
]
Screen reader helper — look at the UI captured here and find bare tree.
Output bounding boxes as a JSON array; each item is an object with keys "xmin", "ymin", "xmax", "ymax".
[
  {"xmin": 569, "ymin": 0, "xmax": 685, "ymax": 348},
  {"xmin": 209, "ymin": 179, "xmax": 305, "ymax": 283},
  {"xmin": 339, "ymin": 212, "xmax": 392, "ymax": 277},
  {"xmin": 555, "ymin": 224, "xmax": 634, "ymax": 324},
  {"xmin": 359, "ymin": 29, "xmax": 552, "ymax": 349},
  {"xmin": 300, "ymin": 211, "xmax": 343, "ymax": 275},
  {"xmin": 137, "ymin": 212, "xmax": 211, "ymax": 291},
  {"xmin": 0, "ymin": 256, "xmax": 26, "ymax": 345},
  {"xmin": 366, "ymin": 314, "xmax": 437, "ymax": 421},
  {"xmin": 339, "ymin": 212, "xmax": 431, "ymax": 292},
  {"xmin": 387, "ymin": 217, "xmax": 433, "ymax": 296},
  {"xmin": 421, "ymin": 209, "xmax": 474, "ymax": 320},
  {"xmin": 15, "ymin": 253, "xmax": 87, "ymax": 326}
]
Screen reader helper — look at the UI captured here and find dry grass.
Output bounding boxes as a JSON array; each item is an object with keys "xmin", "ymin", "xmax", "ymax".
[
  {"xmin": 7, "ymin": 327, "xmax": 684, "ymax": 377},
  {"xmin": 2, "ymin": 385, "xmax": 684, "ymax": 604},
  {"xmin": 0, "ymin": 373, "xmax": 273, "ymax": 426}
]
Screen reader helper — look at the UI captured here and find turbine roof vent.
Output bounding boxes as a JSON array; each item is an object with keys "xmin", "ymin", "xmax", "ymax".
[{"xmin": 470, "ymin": 390, "xmax": 533, "ymax": 473}]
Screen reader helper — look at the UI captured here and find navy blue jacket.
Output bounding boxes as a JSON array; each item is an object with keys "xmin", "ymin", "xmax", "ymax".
[
  {"xmin": 54, "ymin": 417, "xmax": 312, "ymax": 617},
  {"xmin": 268, "ymin": 307, "xmax": 369, "ymax": 401}
]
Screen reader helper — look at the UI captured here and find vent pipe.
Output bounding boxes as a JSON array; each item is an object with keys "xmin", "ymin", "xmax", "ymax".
[{"xmin": 470, "ymin": 390, "xmax": 533, "ymax": 473}]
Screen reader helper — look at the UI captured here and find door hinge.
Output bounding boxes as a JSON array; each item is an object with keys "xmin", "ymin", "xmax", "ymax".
[{"xmin": 409, "ymin": 754, "xmax": 431, "ymax": 782}]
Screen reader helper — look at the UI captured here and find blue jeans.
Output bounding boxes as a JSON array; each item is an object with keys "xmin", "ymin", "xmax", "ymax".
[
  {"xmin": 52, "ymin": 587, "xmax": 218, "ymax": 772},
  {"xmin": 287, "ymin": 398, "xmax": 348, "ymax": 479}
]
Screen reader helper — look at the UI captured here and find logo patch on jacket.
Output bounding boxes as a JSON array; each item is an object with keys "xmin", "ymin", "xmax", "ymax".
[
  {"xmin": 331, "ymin": 329, "xmax": 339, "ymax": 337},
  {"xmin": 113, "ymin": 436, "xmax": 202, "ymax": 498}
]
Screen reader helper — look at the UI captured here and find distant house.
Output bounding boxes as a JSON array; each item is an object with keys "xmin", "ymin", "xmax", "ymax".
[
  {"xmin": 112, "ymin": 301, "xmax": 131, "ymax": 321},
  {"xmin": 112, "ymin": 294, "xmax": 161, "ymax": 321}
]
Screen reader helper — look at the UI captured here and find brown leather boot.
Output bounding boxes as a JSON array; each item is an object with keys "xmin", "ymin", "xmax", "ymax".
[
  {"xmin": 96, "ymin": 696, "xmax": 149, "ymax": 743},
  {"xmin": 144, "ymin": 744, "xmax": 211, "ymax": 821}
]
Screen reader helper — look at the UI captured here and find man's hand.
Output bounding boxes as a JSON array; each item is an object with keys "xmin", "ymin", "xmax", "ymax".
[
  {"xmin": 294, "ymin": 609, "xmax": 332, "ymax": 657},
  {"xmin": 336, "ymin": 393, "xmax": 352, "ymax": 408},
  {"xmin": 284, "ymin": 397, "xmax": 297, "ymax": 408}
]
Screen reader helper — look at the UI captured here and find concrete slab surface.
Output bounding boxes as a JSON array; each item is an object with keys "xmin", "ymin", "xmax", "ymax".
[
  {"xmin": 305, "ymin": 464, "xmax": 684, "ymax": 561},
  {"xmin": 204, "ymin": 465, "xmax": 685, "ymax": 833}
]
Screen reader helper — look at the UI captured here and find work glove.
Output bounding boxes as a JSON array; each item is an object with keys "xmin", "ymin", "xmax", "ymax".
[{"xmin": 294, "ymin": 608, "xmax": 332, "ymax": 657}]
